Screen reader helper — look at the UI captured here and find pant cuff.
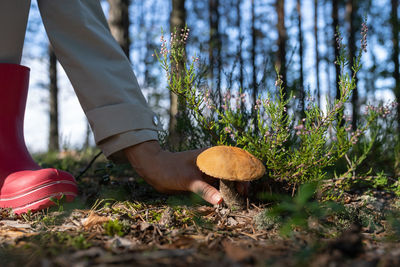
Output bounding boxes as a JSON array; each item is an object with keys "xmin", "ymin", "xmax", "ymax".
[{"xmin": 98, "ymin": 129, "xmax": 159, "ymax": 163}]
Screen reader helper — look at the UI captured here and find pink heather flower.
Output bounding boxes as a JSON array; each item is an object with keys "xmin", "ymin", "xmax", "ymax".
[
  {"xmin": 294, "ymin": 124, "xmax": 304, "ymax": 130},
  {"xmin": 254, "ymin": 99, "xmax": 262, "ymax": 110},
  {"xmin": 335, "ymin": 32, "xmax": 343, "ymax": 50},
  {"xmin": 224, "ymin": 127, "xmax": 232, "ymax": 133},
  {"xmin": 230, "ymin": 133, "xmax": 235, "ymax": 139},
  {"xmin": 361, "ymin": 22, "xmax": 368, "ymax": 53},
  {"xmin": 335, "ymin": 103, "xmax": 343, "ymax": 109},
  {"xmin": 224, "ymin": 91, "xmax": 231, "ymax": 101}
]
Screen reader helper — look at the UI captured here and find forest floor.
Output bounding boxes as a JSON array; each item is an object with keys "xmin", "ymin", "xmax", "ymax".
[{"xmin": 1, "ymin": 150, "xmax": 400, "ymax": 267}]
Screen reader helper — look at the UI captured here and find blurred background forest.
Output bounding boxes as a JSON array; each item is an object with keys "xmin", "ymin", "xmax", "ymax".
[{"xmin": 22, "ymin": 0, "xmax": 399, "ymax": 153}]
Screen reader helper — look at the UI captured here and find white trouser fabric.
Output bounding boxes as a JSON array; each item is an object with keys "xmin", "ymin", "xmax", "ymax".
[{"xmin": 0, "ymin": 0, "xmax": 162, "ymax": 162}]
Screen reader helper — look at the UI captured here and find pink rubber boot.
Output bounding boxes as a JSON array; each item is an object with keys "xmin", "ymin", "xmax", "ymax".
[{"xmin": 0, "ymin": 64, "xmax": 78, "ymax": 214}]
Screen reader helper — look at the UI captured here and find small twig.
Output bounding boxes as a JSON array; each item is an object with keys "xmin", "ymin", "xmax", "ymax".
[{"xmin": 75, "ymin": 151, "xmax": 103, "ymax": 180}]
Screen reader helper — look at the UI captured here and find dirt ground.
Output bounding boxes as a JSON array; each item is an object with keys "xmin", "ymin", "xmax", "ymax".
[{"xmin": 1, "ymin": 154, "xmax": 400, "ymax": 267}]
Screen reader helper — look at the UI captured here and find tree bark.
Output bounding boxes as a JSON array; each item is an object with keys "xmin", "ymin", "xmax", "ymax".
[
  {"xmin": 346, "ymin": 0, "xmax": 358, "ymax": 130},
  {"xmin": 251, "ymin": 0, "xmax": 257, "ymax": 104},
  {"xmin": 83, "ymin": 122, "xmax": 91, "ymax": 150},
  {"xmin": 314, "ymin": 0, "xmax": 321, "ymax": 108},
  {"xmin": 108, "ymin": 0, "xmax": 131, "ymax": 59},
  {"xmin": 209, "ymin": 0, "xmax": 222, "ymax": 107},
  {"xmin": 391, "ymin": 0, "xmax": 400, "ymax": 130},
  {"xmin": 332, "ymin": 0, "xmax": 340, "ymax": 102},
  {"xmin": 168, "ymin": 0, "xmax": 187, "ymax": 149},
  {"xmin": 276, "ymin": 0, "xmax": 287, "ymax": 99},
  {"xmin": 297, "ymin": 0, "xmax": 305, "ymax": 117},
  {"xmin": 48, "ymin": 45, "xmax": 59, "ymax": 152},
  {"xmin": 236, "ymin": 0, "xmax": 244, "ymax": 92}
]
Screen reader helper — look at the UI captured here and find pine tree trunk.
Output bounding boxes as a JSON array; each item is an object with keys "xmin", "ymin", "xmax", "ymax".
[
  {"xmin": 332, "ymin": 0, "xmax": 340, "ymax": 101},
  {"xmin": 251, "ymin": 0, "xmax": 257, "ymax": 104},
  {"xmin": 276, "ymin": 0, "xmax": 287, "ymax": 99},
  {"xmin": 391, "ymin": 0, "xmax": 400, "ymax": 130},
  {"xmin": 297, "ymin": 0, "xmax": 305, "ymax": 117},
  {"xmin": 236, "ymin": 0, "xmax": 244, "ymax": 92},
  {"xmin": 347, "ymin": 0, "xmax": 358, "ymax": 130},
  {"xmin": 48, "ymin": 45, "xmax": 59, "ymax": 152},
  {"xmin": 323, "ymin": 5, "xmax": 332, "ymax": 104},
  {"xmin": 83, "ymin": 122, "xmax": 91, "ymax": 150},
  {"xmin": 108, "ymin": 0, "xmax": 131, "ymax": 59},
  {"xmin": 209, "ymin": 0, "xmax": 222, "ymax": 107},
  {"xmin": 314, "ymin": 0, "xmax": 321, "ymax": 108},
  {"xmin": 169, "ymin": 0, "xmax": 186, "ymax": 149}
]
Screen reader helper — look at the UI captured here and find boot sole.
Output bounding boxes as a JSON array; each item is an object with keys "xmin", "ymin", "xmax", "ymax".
[{"xmin": 0, "ymin": 180, "xmax": 78, "ymax": 214}]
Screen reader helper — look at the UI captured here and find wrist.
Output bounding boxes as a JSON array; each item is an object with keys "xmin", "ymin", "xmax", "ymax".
[
  {"xmin": 124, "ymin": 140, "xmax": 162, "ymax": 158},
  {"xmin": 124, "ymin": 140, "xmax": 162, "ymax": 174}
]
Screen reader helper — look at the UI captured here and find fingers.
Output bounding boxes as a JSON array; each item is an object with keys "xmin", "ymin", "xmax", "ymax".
[{"xmin": 190, "ymin": 180, "xmax": 222, "ymax": 205}]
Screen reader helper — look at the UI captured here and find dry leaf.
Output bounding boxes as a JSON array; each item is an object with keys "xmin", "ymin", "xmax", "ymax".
[
  {"xmin": 139, "ymin": 221, "xmax": 151, "ymax": 231},
  {"xmin": 0, "ymin": 229, "xmax": 34, "ymax": 239},
  {"xmin": 82, "ymin": 212, "xmax": 110, "ymax": 229},
  {"xmin": 195, "ymin": 206, "xmax": 215, "ymax": 216}
]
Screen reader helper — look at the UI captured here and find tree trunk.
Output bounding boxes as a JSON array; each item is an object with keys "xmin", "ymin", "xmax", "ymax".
[
  {"xmin": 276, "ymin": 0, "xmax": 287, "ymax": 99},
  {"xmin": 48, "ymin": 45, "xmax": 59, "ymax": 152},
  {"xmin": 168, "ymin": 0, "xmax": 186, "ymax": 149},
  {"xmin": 391, "ymin": 0, "xmax": 400, "ymax": 130},
  {"xmin": 332, "ymin": 0, "xmax": 340, "ymax": 101},
  {"xmin": 323, "ymin": 5, "xmax": 332, "ymax": 105},
  {"xmin": 347, "ymin": 0, "xmax": 358, "ymax": 130},
  {"xmin": 83, "ymin": 122, "xmax": 91, "ymax": 150},
  {"xmin": 108, "ymin": 0, "xmax": 131, "ymax": 59},
  {"xmin": 251, "ymin": 0, "xmax": 257, "ymax": 104},
  {"xmin": 236, "ymin": 0, "xmax": 244, "ymax": 92},
  {"xmin": 209, "ymin": 0, "xmax": 222, "ymax": 107},
  {"xmin": 314, "ymin": 0, "xmax": 321, "ymax": 108},
  {"xmin": 297, "ymin": 0, "xmax": 305, "ymax": 117}
]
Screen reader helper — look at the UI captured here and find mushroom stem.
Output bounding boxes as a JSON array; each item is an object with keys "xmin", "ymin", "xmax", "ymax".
[{"xmin": 219, "ymin": 180, "xmax": 246, "ymax": 209}]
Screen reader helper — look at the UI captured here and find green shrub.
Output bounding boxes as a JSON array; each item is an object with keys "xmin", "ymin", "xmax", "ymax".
[{"xmin": 155, "ymin": 22, "xmax": 395, "ymax": 194}]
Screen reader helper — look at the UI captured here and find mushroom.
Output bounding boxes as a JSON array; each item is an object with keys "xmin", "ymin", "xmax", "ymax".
[{"xmin": 196, "ymin": 146, "xmax": 265, "ymax": 209}]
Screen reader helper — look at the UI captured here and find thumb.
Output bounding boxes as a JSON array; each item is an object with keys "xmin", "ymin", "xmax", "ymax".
[{"xmin": 190, "ymin": 180, "xmax": 222, "ymax": 205}]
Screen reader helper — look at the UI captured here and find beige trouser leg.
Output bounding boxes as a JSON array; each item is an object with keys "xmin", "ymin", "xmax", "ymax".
[
  {"xmin": 0, "ymin": 1, "xmax": 31, "ymax": 64},
  {"xmin": 36, "ymin": 0, "xmax": 161, "ymax": 162}
]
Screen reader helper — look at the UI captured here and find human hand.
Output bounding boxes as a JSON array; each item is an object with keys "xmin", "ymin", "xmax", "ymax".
[{"xmin": 124, "ymin": 141, "xmax": 247, "ymax": 205}]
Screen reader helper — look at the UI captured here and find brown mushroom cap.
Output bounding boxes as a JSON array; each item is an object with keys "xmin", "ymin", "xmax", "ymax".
[{"xmin": 196, "ymin": 146, "xmax": 266, "ymax": 181}]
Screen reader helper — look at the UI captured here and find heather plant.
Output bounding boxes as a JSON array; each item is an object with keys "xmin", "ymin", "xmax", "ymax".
[
  {"xmin": 259, "ymin": 183, "xmax": 344, "ymax": 236},
  {"xmin": 155, "ymin": 22, "xmax": 397, "ymax": 193},
  {"xmin": 324, "ymin": 100, "xmax": 400, "ymax": 198}
]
